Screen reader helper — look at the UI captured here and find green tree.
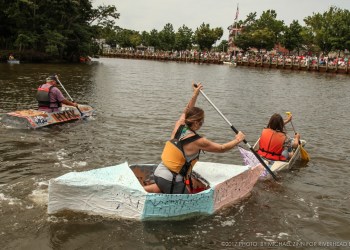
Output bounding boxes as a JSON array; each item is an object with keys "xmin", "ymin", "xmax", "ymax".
[
  {"xmin": 101, "ymin": 25, "xmax": 121, "ymax": 48},
  {"xmin": 234, "ymin": 32, "xmax": 253, "ymax": 52},
  {"xmin": 254, "ymin": 10, "xmax": 285, "ymax": 45},
  {"xmin": 250, "ymin": 28, "xmax": 275, "ymax": 52},
  {"xmin": 43, "ymin": 30, "xmax": 66, "ymax": 56},
  {"xmin": 14, "ymin": 32, "xmax": 38, "ymax": 52},
  {"xmin": 141, "ymin": 31, "xmax": 151, "ymax": 46},
  {"xmin": 0, "ymin": 0, "xmax": 120, "ymax": 61},
  {"xmin": 129, "ymin": 33, "xmax": 142, "ymax": 48},
  {"xmin": 216, "ymin": 40, "xmax": 228, "ymax": 52},
  {"xmin": 304, "ymin": 12, "xmax": 332, "ymax": 54},
  {"xmin": 282, "ymin": 20, "xmax": 304, "ymax": 54},
  {"xmin": 193, "ymin": 23, "xmax": 223, "ymax": 51},
  {"xmin": 234, "ymin": 10, "xmax": 284, "ymax": 52},
  {"xmin": 89, "ymin": 5, "xmax": 120, "ymax": 27},
  {"xmin": 174, "ymin": 25, "xmax": 193, "ymax": 51},
  {"xmin": 148, "ymin": 29, "xmax": 160, "ymax": 49},
  {"xmin": 328, "ymin": 7, "xmax": 350, "ymax": 54},
  {"xmin": 159, "ymin": 23, "xmax": 175, "ymax": 51},
  {"xmin": 303, "ymin": 6, "xmax": 350, "ymax": 55},
  {"xmin": 115, "ymin": 29, "xmax": 139, "ymax": 48}
]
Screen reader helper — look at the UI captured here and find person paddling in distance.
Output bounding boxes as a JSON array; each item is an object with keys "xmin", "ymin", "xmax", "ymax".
[
  {"xmin": 37, "ymin": 75, "xmax": 79, "ymax": 112},
  {"xmin": 144, "ymin": 83, "xmax": 246, "ymax": 194},
  {"xmin": 257, "ymin": 113, "xmax": 300, "ymax": 161}
]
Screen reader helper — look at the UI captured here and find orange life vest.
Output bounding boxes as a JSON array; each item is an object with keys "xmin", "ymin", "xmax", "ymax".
[
  {"xmin": 257, "ymin": 128, "xmax": 287, "ymax": 161},
  {"xmin": 36, "ymin": 84, "xmax": 61, "ymax": 109}
]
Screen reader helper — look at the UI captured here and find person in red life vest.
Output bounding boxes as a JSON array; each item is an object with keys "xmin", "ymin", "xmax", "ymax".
[
  {"xmin": 144, "ymin": 83, "xmax": 246, "ymax": 194},
  {"xmin": 36, "ymin": 75, "xmax": 78, "ymax": 112},
  {"xmin": 257, "ymin": 113, "xmax": 300, "ymax": 161}
]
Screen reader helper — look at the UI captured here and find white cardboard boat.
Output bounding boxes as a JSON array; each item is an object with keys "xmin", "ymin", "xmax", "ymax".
[
  {"xmin": 1, "ymin": 104, "xmax": 93, "ymax": 129},
  {"xmin": 48, "ymin": 161, "xmax": 264, "ymax": 220},
  {"xmin": 239, "ymin": 139, "xmax": 307, "ymax": 180}
]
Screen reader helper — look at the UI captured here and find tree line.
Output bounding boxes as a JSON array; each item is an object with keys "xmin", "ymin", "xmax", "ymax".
[
  {"xmin": 234, "ymin": 7, "xmax": 350, "ymax": 56},
  {"xmin": 1, "ymin": 1, "xmax": 349, "ymax": 61},
  {"xmin": 0, "ymin": 0, "xmax": 119, "ymax": 61},
  {"xmin": 103, "ymin": 23, "xmax": 224, "ymax": 52},
  {"xmin": 111, "ymin": 6, "xmax": 349, "ymax": 56}
]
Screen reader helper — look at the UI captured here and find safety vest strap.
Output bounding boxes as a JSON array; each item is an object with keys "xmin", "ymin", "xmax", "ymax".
[
  {"xmin": 174, "ymin": 124, "xmax": 185, "ymax": 140},
  {"xmin": 258, "ymin": 147, "xmax": 282, "ymax": 156},
  {"xmin": 178, "ymin": 134, "xmax": 201, "ymax": 148},
  {"xmin": 37, "ymin": 87, "xmax": 50, "ymax": 92}
]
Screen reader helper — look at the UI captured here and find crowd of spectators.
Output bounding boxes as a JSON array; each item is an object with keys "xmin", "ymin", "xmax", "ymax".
[
  {"xmin": 106, "ymin": 48, "xmax": 349, "ymax": 68},
  {"xmin": 234, "ymin": 53, "xmax": 349, "ymax": 68}
]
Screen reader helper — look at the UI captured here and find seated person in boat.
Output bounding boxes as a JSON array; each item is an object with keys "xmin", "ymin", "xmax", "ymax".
[
  {"xmin": 144, "ymin": 83, "xmax": 245, "ymax": 194},
  {"xmin": 37, "ymin": 75, "xmax": 78, "ymax": 112},
  {"xmin": 257, "ymin": 113, "xmax": 300, "ymax": 161},
  {"xmin": 8, "ymin": 54, "xmax": 15, "ymax": 60}
]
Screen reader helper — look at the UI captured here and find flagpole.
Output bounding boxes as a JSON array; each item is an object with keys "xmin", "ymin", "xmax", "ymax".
[{"xmin": 234, "ymin": 3, "xmax": 239, "ymax": 57}]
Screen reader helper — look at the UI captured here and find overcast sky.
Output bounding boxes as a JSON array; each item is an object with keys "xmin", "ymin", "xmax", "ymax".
[{"xmin": 92, "ymin": 0, "xmax": 350, "ymax": 41}]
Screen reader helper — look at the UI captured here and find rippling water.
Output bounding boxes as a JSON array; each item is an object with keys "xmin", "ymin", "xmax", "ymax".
[{"xmin": 1, "ymin": 59, "xmax": 349, "ymax": 249}]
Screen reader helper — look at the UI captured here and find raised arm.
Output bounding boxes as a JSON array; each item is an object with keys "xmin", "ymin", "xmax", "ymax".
[
  {"xmin": 170, "ymin": 83, "xmax": 202, "ymax": 138},
  {"xmin": 284, "ymin": 113, "xmax": 292, "ymax": 125}
]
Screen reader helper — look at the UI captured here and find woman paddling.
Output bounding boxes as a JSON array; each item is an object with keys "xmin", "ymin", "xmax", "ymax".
[
  {"xmin": 257, "ymin": 113, "xmax": 300, "ymax": 161},
  {"xmin": 144, "ymin": 83, "xmax": 245, "ymax": 194}
]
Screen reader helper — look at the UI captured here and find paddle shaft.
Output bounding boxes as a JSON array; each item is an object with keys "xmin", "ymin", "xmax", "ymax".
[
  {"xmin": 197, "ymin": 87, "xmax": 278, "ymax": 181},
  {"xmin": 288, "ymin": 117, "xmax": 301, "ymax": 144},
  {"xmin": 287, "ymin": 116, "xmax": 310, "ymax": 161},
  {"xmin": 55, "ymin": 77, "xmax": 83, "ymax": 116},
  {"xmin": 290, "ymin": 120, "xmax": 296, "ymax": 134}
]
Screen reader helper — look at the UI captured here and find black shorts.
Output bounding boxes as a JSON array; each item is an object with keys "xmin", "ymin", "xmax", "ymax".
[{"xmin": 154, "ymin": 175, "xmax": 189, "ymax": 194}]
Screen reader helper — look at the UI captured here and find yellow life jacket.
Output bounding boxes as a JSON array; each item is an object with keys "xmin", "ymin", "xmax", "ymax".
[{"xmin": 161, "ymin": 125, "xmax": 201, "ymax": 177}]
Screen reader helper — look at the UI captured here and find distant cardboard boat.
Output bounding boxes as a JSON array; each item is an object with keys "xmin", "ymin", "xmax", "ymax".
[
  {"xmin": 239, "ymin": 140, "xmax": 307, "ymax": 180},
  {"xmin": 7, "ymin": 59, "xmax": 20, "ymax": 64},
  {"xmin": 1, "ymin": 104, "xmax": 93, "ymax": 129},
  {"xmin": 48, "ymin": 161, "xmax": 264, "ymax": 220}
]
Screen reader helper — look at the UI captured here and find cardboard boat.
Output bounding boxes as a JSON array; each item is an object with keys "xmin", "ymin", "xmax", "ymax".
[{"xmin": 48, "ymin": 161, "xmax": 264, "ymax": 220}]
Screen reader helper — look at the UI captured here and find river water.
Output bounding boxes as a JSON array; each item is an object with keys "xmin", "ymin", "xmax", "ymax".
[{"xmin": 0, "ymin": 58, "xmax": 349, "ymax": 249}]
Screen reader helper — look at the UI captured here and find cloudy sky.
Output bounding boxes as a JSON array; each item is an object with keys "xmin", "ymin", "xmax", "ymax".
[{"xmin": 92, "ymin": 0, "xmax": 350, "ymax": 40}]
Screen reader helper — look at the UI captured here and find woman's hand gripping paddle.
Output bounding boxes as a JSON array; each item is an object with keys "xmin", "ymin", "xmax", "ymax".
[
  {"xmin": 286, "ymin": 112, "xmax": 310, "ymax": 162},
  {"xmin": 195, "ymin": 84, "xmax": 278, "ymax": 181}
]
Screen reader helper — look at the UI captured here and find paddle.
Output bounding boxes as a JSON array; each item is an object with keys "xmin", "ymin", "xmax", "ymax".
[
  {"xmin": 194, "ymin": 84, "xmax": 278, "ymax": 181},
  {"xmin": 286, "ymin": 112, "xmax": 310, "ymax": 162},
  {"xmin": 55, "ymin": 75, "xmax": 84, "ymax": 116}
]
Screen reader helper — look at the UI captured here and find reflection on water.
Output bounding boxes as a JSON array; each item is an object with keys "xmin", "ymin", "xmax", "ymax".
[{"xmin": 0, "ymin": 59, "xmax": 350, "ymax": 249}]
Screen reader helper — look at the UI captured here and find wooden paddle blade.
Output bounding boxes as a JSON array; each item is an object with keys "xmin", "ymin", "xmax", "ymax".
[{"xmin": 300, "ymin": 145, "xmax": 310, "ymax": 162}]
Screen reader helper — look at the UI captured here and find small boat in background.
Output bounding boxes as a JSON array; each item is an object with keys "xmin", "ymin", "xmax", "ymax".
[
  {"xmin": 7, "ymin": 59, "xmax": 20, "ymax": 64},
  {"xmin": 0, "ymin": 104, "xmax": 93, "ymax": 129},
  {"xmin": 48, "ymin": 161, "xmax": 264, "ymax": 220},
  {"xmin": 223, "ymin": 61, "xmax": 237, "ymax": 67},
  {"xmin": 239, "ymin": 139, "xmax": 307, "ymax": 180}
]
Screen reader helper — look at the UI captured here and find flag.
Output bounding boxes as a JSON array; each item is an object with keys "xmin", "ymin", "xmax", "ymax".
[{"xmin": 234, "ymin": 4, "xmax": 239, "ymax": 20}]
